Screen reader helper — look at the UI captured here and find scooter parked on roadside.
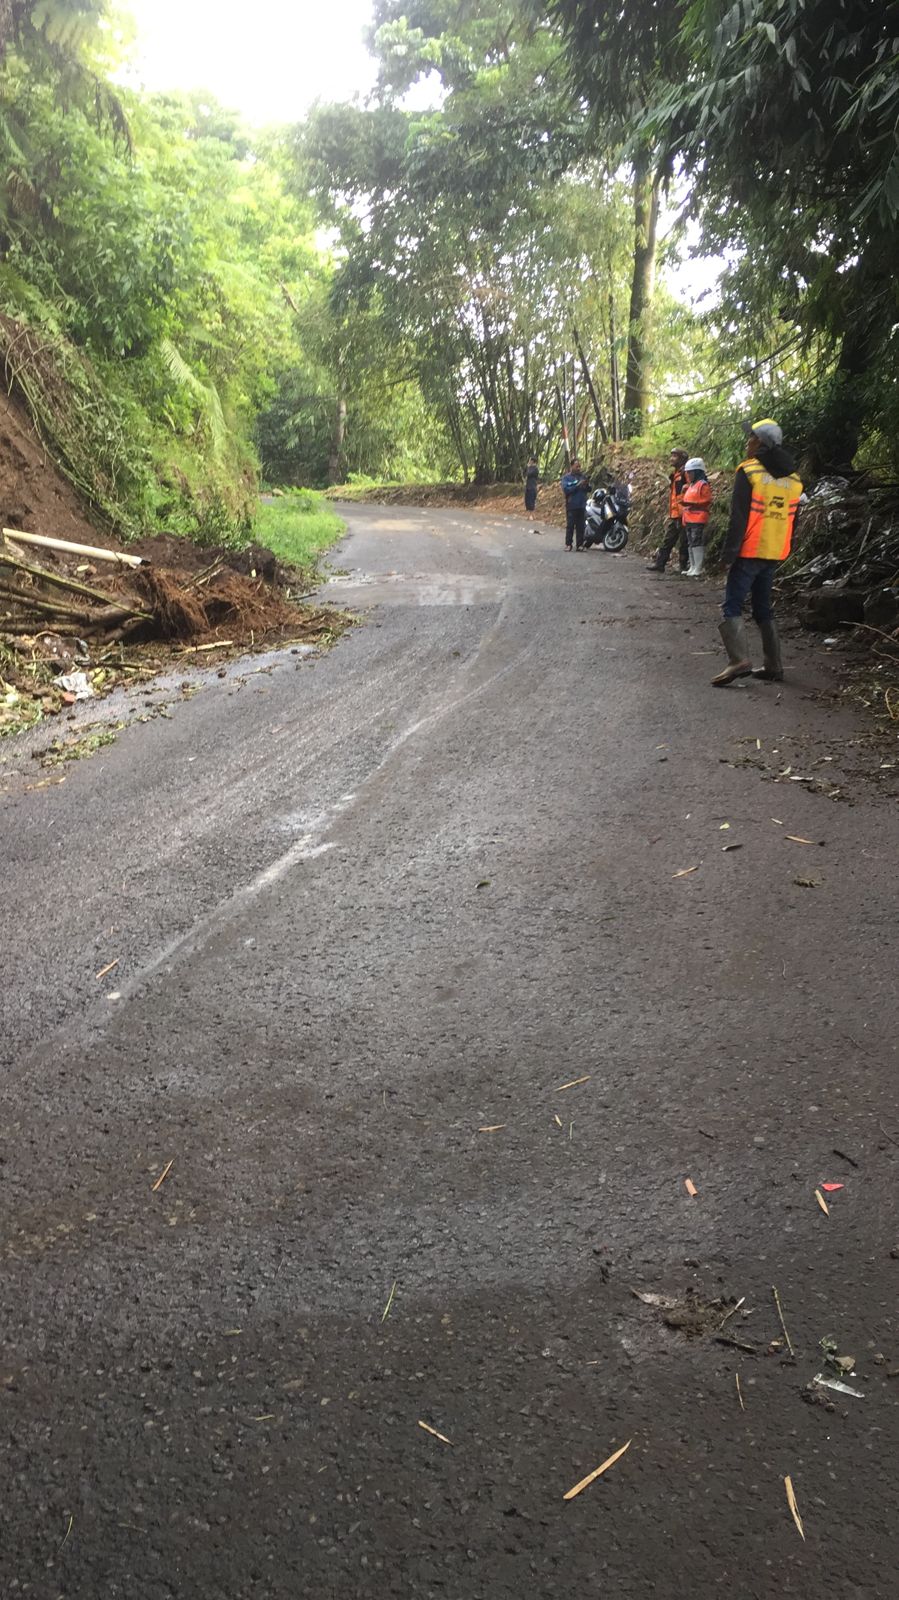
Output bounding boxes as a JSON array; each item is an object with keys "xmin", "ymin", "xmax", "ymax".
[{"xmin": 583, "ymin": 479, "xmax": 630, "ymax": 552}]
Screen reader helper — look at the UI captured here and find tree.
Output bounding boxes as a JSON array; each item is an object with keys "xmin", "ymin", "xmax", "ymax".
[
  {"xmin": 548, "ymin": 0, "xmax": 687, "ymax": 435},
  {"xmin": 553, "ymin": 0, "xmax": 899, "ymax": 467},
  {"xmin": 297, "ymin": 3, "xmax": 640, "ymax": 481},
  {"xmin": 654, "ymin": 0, "xmax": 899, "ymax": 466}
]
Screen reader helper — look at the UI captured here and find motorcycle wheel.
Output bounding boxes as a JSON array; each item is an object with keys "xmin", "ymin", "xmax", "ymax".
[{"xmin": 603, "ymin": 522, "xmax": 629, "ymax": 552}]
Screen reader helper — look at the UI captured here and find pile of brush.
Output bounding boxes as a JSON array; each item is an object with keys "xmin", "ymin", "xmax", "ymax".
[{"xmin": 0, "ymin": 527, "xmax": 297, "ymax": 645}]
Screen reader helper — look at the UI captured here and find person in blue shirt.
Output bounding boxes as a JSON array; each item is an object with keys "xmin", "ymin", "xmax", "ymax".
[{"xmin": 560, "ymin": 458, "xmax": 591, "ymax": 550}]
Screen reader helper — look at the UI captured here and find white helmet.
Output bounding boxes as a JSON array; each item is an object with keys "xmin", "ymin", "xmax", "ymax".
[{"xmin": 685, "ymin": 457, "xmax": 706, "ymax": 473}]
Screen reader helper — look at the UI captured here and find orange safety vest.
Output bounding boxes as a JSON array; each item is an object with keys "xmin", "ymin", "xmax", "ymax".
[
  {"xmin": 739, "ymin": 458, "xmax": 803, "ymax": 560},
  {"xmin": 681, "ymin": 479, "xmax": 712, "ymax": 526},
  {"xmin": 668, "ymin": 470, "xmax": 686, "ymax": 520}
]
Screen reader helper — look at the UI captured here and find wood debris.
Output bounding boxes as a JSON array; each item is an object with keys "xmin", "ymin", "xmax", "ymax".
[
  {"xmin": 555, "ymin": 1075, "xmax": 590, "ymax": 1091},
  {"xmin": 563, "ymin": 1439, "xmax": 631, "ymax": 1500},
  {"xmin": 95, "ymin": 958, "xmax": 119, "ymax": 981},
  {"xmin": 381, "ymin": 1279, "xmax": 398, "ymax": 1323},
  {"xmin": 771, "ymin": 1285, "xmax": 794, "ymax": 1357},
  {"xmin": 478, "ymin": 1124, "xmax": 505, "ymax": 1133},
  {"xmin": 151, "ymin": 1159, "xmax": 174, "ymax": 1192},
  {"xmin": 672, "ymin": 865, "xmax": 699, "ymax": 878},
  {"xmin": 735, "ymin": 1374, "xmax": 745, "ymax": 1411},
  {"xmin": 418, "ymin": 1419, "xmax": 453, "ymax": 1446},
  {"xmin": 784, "ymin": 1474, "xmax": 805, "ymax": 1540}
]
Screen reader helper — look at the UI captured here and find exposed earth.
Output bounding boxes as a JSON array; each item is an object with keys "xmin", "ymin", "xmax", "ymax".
[{"xmin": 1, "ymin": 503, "xmax": 897, "ymax": 1598}]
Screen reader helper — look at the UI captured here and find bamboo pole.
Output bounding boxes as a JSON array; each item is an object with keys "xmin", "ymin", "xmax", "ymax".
[
  {"xmin": 571, "ymin": 325, "xmax": 609, "ymax": 445},
  {"xmin": 2, "ymin": 528, "xmax": 145, "ymax": 568}
]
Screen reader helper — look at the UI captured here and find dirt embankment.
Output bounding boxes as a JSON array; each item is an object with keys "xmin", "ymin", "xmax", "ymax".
[{"xmin": 0, "ymin": 391, "xmax": 102, "ymax": 546}]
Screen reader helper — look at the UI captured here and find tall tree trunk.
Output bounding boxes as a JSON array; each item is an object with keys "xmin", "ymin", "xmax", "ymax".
[
  {"xmin": 327, "ymin": 394, "xmax": 346, "ymax": 485},
  {"xmin": 623, "ymin": 150, "xmax": 661, "ymax": 437}
]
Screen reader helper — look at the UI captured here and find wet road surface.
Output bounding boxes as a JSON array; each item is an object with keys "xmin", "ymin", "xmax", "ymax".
[{"xmin": 1, "ymin": 504, "xmax": 897, "ymax": 1597}]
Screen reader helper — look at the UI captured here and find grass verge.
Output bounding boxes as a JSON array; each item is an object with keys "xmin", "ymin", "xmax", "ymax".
[{"xmin": 254, "ymin": 492, "xmax": 346, "ymax": 571}]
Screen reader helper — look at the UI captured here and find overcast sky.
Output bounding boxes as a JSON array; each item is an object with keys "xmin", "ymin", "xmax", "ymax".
[{"xmin": 122, "ymin": 0, "xmax": 379, "ymax": 124}]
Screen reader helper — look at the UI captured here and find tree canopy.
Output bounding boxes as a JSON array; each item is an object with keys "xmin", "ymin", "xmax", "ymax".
[{"xmin": 1, "ymin": 0, "xmax": 898, "ymax": 524}]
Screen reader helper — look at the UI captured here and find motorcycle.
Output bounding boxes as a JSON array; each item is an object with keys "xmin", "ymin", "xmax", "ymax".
[{"xmin": 583, "ymin": 479, "xmax": 630, "ymax": 552}]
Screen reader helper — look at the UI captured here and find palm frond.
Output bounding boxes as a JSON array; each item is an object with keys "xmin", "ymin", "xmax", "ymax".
[{"xmin": 159, "ymin": 336, "xmax": 228, "ymax": 456}]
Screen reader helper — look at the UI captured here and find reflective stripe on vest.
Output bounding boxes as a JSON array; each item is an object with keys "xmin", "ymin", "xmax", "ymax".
[
  {"xmin": 739, "ymin": 458, "xmax": 803, "ymax": 560},
  {"xmin": 681, "ymin": 481, "xmax": 712, "ymax": 525}
]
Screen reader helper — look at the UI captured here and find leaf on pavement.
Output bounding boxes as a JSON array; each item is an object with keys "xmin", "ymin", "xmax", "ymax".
[
  {"xmin": 563, "ymin": 1439, "xmax": 631, "ymax": 1500},
  {"xmin": 815, "ymin": 1188, "xmax": 830, "ymax": 1215},
  {"xmin": 630, "ymin": 1289, "xmax": 677, "ymax": 1308},
  {"xmin": 793, "ymin": 876, "xmax": 821, "ymax": 888},
  {"xmin": 478, "ymin": 1124, "xmax": 505, "ymax": 1133},
  {"xmin": 785, "ymin": 835, "xmax": 817, "ymax": 845}
]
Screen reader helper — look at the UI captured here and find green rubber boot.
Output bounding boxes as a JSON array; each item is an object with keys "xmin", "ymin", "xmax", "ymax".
[
  {"xmin": 711, "ymin": 617, "xmax": 752, "ymax": 686},
  {"xmin": 752, "ymin": 620, "xmax": 784, "ymax": 682}
]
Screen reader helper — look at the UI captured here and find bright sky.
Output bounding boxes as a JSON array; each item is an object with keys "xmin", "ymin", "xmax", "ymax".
[{"xmin": 122, "ymin": 0, "xmax": 379, "ymax": 124}]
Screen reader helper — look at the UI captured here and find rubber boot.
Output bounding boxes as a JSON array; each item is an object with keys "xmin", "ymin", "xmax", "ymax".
[
  {"xmin": 691, "ymin": 544, "xmax": 705, "ymax": 577},
  {"xmin": 711, "ymin": 617, "xmax": 752, "ymax": 685},
  {"xmin": 752, "ymin": 619, "xmax": 784, "ymax": 681}
]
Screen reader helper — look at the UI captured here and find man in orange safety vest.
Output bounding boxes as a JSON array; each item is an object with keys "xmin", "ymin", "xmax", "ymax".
[{"xmin": 711, "ymin": 419, "xmax": 803, "ymax": 686}]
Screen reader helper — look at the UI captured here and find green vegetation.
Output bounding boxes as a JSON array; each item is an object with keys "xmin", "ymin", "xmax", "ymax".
[
  {"xmin": 254, "ymin": 495, "xmax": 346, "ymax": 572},
  {"xmin": 1, "ymin": 0, "xmax": 897, "ymax": 536}
]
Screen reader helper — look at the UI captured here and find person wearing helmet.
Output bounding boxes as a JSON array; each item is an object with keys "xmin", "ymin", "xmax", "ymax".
[
  {"xmin": 646, "ymin": 448, "xmax": 689, "ymax": 572},
  {"xmin": 680, "ymin": 458, "xmax": 712, "ymax": 577},
  {"xmin": 711, "ymin": 420, "xmax": 803, "ymax": 686}
]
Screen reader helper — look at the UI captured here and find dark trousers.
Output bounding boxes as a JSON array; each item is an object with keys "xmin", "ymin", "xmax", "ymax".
[
  {"xmin": 565, "ymin": 504, "xmax": 586, "ymax": 548},
  {"xmin": 525, "ymin": 485, "xmax": 537, "ymax": 511},
  {"xmin": 723, "ymin": 557, "xmax": 779, "ymax": 621},
  {"xmin": 654, "ymin": 518, "xmax": 688, "ymax": 569}
]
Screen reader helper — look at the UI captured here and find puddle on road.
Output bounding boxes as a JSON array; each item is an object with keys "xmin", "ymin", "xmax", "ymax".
[{"xmin": 322, "ymin": 570, "xmax": 506, "ymax": 607}]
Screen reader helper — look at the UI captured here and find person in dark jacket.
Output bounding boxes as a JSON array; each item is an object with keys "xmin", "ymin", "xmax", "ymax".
[
  {"xmin": 646, "ymin": 448, "xmax": 689, "ymax": 571},
  {"xmin": 524, "ymin": 456, "xmax": 539, "ymax": 513},
  {"xmin": 560, "ymin": 458, "xmax": 591, "ymax": 550},
  {"xmin": 711, "ymin": 419, "xmax": 803, "ymax": 686}
]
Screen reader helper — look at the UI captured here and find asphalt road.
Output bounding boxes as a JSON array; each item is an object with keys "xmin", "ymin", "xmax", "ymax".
[{"xmin": 1, "ymin": 504, "xmax": 897, "ymax": 1599}]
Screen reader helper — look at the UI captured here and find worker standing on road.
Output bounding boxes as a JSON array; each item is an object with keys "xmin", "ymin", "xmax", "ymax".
[
  {"xmin": 560, "ymin": 458, "xmax": 591, "ymax": 551},
  {"xmin": 711, "ymin": 419, "xmax": 803, "ymax": 686},
  {"xmin": 646, "ymin": 449, "xmax": 689, "ymax": 572},
  {"xmin": 680, "ymin": 458, "xmax": 712, "ymax": 577},
  {"xmin": 524, "ymin": 456, "xmax": 539, "ymax": 513}
]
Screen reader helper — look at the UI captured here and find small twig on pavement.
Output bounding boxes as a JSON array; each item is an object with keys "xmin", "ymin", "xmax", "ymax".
[{"xmin": 772, "ymin": 1285, "xmax": 794, "ymax": 1357}]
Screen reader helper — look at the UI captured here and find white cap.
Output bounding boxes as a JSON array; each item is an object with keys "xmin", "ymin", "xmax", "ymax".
[
  {"xmin": 685, "ymin": 457, "xmax": 706, "ymax": 472},
  {"xmin": 749, "ymin": 418, "xmax": 783, "ymax": 447}
]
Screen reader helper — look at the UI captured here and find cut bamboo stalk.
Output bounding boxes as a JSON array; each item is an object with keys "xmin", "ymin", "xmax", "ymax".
[
  {"xmin": 3, "ymin": 528, "xmax": 146, "ymax": 568},
  {"xmin": 0, "ymin": 550, "xmax": 131, "ymax": 608}
]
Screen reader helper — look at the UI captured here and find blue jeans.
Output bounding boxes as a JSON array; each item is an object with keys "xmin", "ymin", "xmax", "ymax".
[{"xmin": 723, "ymin": 557, "xmax": 779, "ymax": 622}]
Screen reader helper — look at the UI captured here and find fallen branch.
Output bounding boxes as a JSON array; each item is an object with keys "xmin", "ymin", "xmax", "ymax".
[{"xmin": 0, "ymin": 550, "xmax": 130, "ymax": 609}]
